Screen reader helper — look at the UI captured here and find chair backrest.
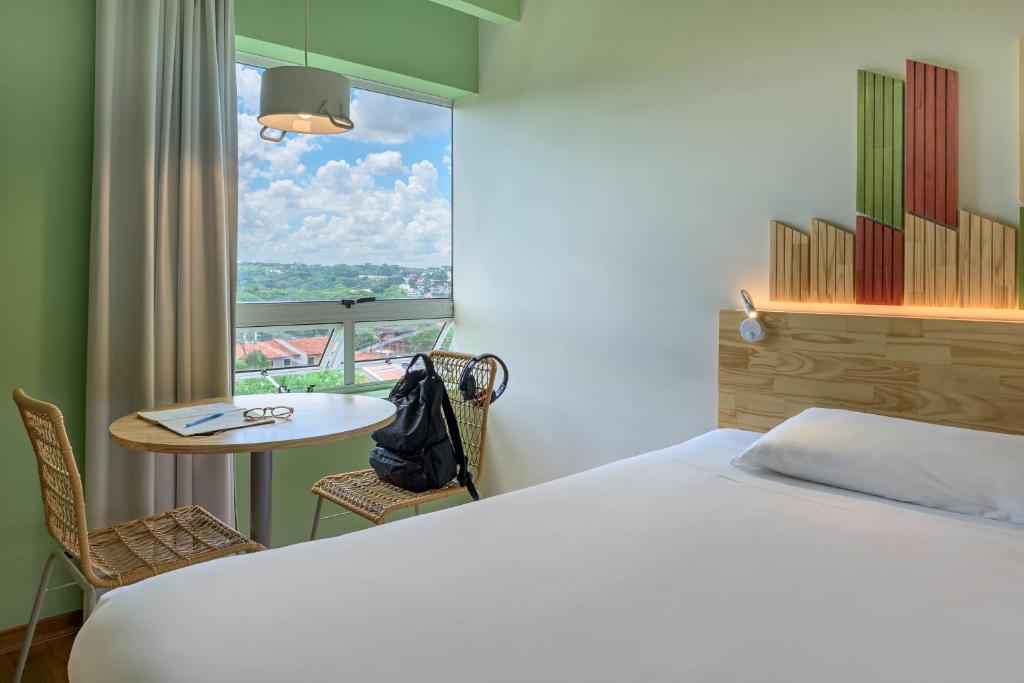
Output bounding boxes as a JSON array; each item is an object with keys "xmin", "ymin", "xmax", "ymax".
[
  {"xmin": 428, "ymin": 351, "xmax": 497, "ymax": 482},
  {"xmin": 13, "ymin": 389, "xmax": 93, "ymax": 571}
]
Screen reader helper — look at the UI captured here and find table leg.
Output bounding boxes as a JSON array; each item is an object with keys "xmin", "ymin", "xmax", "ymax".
[{"xmin": 250, "ymin": 450, "xmax": 273, "ymax": 547}]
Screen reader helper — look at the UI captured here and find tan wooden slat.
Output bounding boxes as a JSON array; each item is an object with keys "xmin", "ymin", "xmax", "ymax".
[
  {"xmin": 818, "ymin": 221, "xmax": 827, "ymax": 301},
  {"xmin": 1003, "ymin": 225, "xmax": 1011, "ymax": 309},
  {"xmin": 835, "ymin": 228, "xmax": 845, "ymax": 303},
  {"xmin": 825, "ymin": 221, "xmax": 832, "ymax": 302},
  {"xmin": 784, "ymin": 225, "xmax": 794, "ymax": 300},
  {"xmin": 981, "ymin": 218, "xmax": 993, "ymax": 308},
  {"xmin": 807, "ymin": 221, "xmax": 817, "ymax": 302},
  {"xmin": 909, "ymin": 214, "xmax": 917, "ymax": 305},
  {"xmin": 921, "ymin": 214, "xmax": 929, "ymax": 301},
  {"xmin": 935, "ymin": 224, "xmax": 947, "ymax": 306},
  {"xmin": 993, "ymin": 220, "xmax": 1004, "ymax": 308},
  {"xmin": 770, "ymin": 221, "xmax": 812, "ymax": 302},
  {"xmin": 844, "ymin": 230, "xmax": 854, "ymax": 303},
  {"xmin": 924, "ymin": 218, "xmax": 935, "ymax": 306},
  {"xmin": 946, "ymin": 228, "xmax": 958, "ymax": 305},
  {"xmin": 800, "ymin": 233, "xmax": 811, "ymax": 301},
  {"xmin": 770, "ymin": 222, "xmax": 780, "ymax": 300}
]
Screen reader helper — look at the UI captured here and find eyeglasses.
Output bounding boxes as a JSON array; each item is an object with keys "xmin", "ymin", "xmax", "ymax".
[{"xmin": 243, "ymin": 406, "xmax": 294, "ymax": 422}]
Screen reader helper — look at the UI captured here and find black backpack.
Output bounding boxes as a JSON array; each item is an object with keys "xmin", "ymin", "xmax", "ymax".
[{"xmin": 369, "ymin": 354, "xmax": 479, "ymax": 500}]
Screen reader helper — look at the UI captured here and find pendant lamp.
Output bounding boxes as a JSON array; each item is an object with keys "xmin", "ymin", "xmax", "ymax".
[{"xmin": 258, "ymin": 0, "xmax": 354, "ymax": 142}]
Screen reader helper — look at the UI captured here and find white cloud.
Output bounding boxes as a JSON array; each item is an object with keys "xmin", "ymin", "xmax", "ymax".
[
  {"xmin": 236, "ymin": 64, "xmax": 262, "ymax": 114},
  {"xmin": 348, "ymin": 90, "xmax": 451, "ymax": 145},
  {"xmin": 237, "ymin": 113, "xmax": 321, "ymax": 186},
  {"xmin": 361, "ymin": 150, "xmax": 407, "ymax": 175},
  {"xmin": 238, "ymin": 153, "xmax": 451, "ymax": 267}
]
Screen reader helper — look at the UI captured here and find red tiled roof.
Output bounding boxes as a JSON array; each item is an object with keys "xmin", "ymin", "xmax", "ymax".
[
  {"xmin": 235, "ymin": 340, "xmax": 292, "ymax": 360},
  {"xmin": 284, "ymin": 336, "xmax": 329, "ymax": 355},
  {"xmin": 235, "ymin": 335, "xmax": 329, "ymax": 360}
]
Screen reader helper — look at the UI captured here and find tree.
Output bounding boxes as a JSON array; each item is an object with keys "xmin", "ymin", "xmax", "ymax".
[{"xmin": 240, "ymin": 349, "xmax": 271, "ymax": 370}]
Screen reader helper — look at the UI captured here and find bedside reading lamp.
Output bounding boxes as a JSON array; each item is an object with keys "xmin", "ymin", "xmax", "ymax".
[{"xmin": 739, "ymin": 290, "xmax": 766, "ymax": 342}]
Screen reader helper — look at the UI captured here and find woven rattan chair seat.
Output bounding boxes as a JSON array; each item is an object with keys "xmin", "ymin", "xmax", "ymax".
[
  {"xmin": 312, "ymin": 470, "xmax": 465, "ymax": 525},
  {"xmin": 85, "ymin": 505, "xmax": 264, "ymax": 587}
]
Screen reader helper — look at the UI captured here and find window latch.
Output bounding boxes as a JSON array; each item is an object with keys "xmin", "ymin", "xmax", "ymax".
[{"xmin": 340, "ymin": 296, "xmax": 376, "ymax": 309}]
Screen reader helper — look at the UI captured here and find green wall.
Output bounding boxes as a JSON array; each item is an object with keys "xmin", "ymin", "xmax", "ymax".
[
  {"xmin": 0, "ymin": 0, "xmax": 479, "ymax": 631},
  {"xmin": 236, "ymin": 0, "xmax": 480, "ymax": 99},
  {"xmin": 0, "ymin": 0, "xmax": 95, "ymax": 630}
]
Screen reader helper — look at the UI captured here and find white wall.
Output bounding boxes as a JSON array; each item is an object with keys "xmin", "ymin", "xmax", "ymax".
[{"xmin": 453, "ymin": 0, "xmax": 1023, "ymax": 493}]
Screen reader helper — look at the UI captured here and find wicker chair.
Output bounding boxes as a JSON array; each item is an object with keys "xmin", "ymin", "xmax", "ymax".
[
  {"xmin": 309, "ymin": 350, "xmax": 497, "ymax": 536},
  {"xmin": 11, "ymin": 389, "xmax": 264, "ymax": 683}
]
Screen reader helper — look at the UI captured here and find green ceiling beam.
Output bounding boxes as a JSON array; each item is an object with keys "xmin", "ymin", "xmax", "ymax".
[
  {"xmin": 427, "ymin": 0, "xmax": 520, "ymax": 25},
  {"xmin": 235, "ymin": 0, "xmax": 479, "ymax": 99}
]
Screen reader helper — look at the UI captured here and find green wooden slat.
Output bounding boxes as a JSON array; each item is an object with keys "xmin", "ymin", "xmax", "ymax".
[
  {"xmin": 893, "ymin": 80, "xmax": 904, "ymax": 228},
  {"xmin": 857, "ymin": 71, "xmax": 866, "ymax": 214},
  {"xmin": 882, "ymin": 76, "xmax": 893, "ymax": 225},
  {"xmin": 868, "ymin": 70, "xmax": 876, "ymax": 219},
  {"xmin": 857, "ymin": 70, "xmax": 905, "ymax": 228},
  {"xmin": 873, "ymin": 73, "xmax": 884, "ymax": 222}
]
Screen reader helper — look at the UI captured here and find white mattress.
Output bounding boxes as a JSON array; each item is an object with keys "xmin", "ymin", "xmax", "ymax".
[{"xmin": 70, "ymin": 429, "xmax": 1024, "ymax": 682}]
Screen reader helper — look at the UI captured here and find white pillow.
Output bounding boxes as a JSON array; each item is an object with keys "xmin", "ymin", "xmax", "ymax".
[{"xmin": 735, "ymin": 408, "xmax": 1024, "ymax": 524}]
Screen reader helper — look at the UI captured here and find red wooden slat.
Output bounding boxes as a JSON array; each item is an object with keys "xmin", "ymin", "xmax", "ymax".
[
  {"xmin": 860, "ymin": 217, "xmax": 874, "ymax": 303},
  {"xmin": 883, "ymin": 226, "xmax": 894, "ymax": 304},
  {"xmin": 892, "ymin": 228, "xmax": 905, "ymax": 305},
  {"xmin": 914, "ymin": 61, "xmax": 926, "ymax": 217},
  {"xmin": 946, "ymin": 69, "xmax": 958, "ymax": 226},
  {"xmin": 904, "ymin": 60, "xmax": 959, "ymax": 228},
  {"xmin": 924, "ymin": 64, "xmax": 936, "ymax": 221},
  {"xmin": 935, "ymin": 69, "xmax": 946, "ymax": 222},
  {"xmin": 855, "ymin": 218, "xmax": 865, "ymax": 303},
  {"xmin": 873, "ymin": 221, "xmax": 884, "ymax": 303},
  {"xmin": 904, "ymin": 60, "xmax": 915, "ymax": 213}
]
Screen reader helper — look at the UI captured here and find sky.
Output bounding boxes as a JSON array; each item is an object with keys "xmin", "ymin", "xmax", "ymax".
[{"xmin": 236, "ymin": 64, "xmax": 453, "ymax": 268}]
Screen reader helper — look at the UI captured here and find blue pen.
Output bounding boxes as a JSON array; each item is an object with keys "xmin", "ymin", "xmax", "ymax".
[{"xmin": 185, "ymin": 412, "xmax": 224, "ymax": 429}]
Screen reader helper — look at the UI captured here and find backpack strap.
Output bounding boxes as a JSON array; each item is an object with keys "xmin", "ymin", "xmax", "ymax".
[{"xmin": 438, "ymin": 376, "xmax": 480, "ymax": 501}]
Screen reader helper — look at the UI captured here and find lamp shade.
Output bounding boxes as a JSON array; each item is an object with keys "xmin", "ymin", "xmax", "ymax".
[{"xmin": 258, "ymin": 66, "xmax": 354, "ymax": 140}]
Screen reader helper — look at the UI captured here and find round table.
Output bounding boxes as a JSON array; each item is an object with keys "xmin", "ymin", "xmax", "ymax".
[{"xmin": 109, "ymin": 393, "xmax": 396, "ymax": 547}]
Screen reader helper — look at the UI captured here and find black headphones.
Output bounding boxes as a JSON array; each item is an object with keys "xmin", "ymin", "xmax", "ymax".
[{"xmin": 459, "ymin": 353, "xmax": 508, "ymax": 404}]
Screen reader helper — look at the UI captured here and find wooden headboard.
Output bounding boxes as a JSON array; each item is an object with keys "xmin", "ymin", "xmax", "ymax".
[{"xmin": 719, "ymin": 309, "xmax": 1024, "ymax": 435}]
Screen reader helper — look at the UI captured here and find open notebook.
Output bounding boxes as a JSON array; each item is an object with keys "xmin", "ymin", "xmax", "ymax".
[{"xmin": 137, "ymin": 403, "xmax": 275, "ymax": 437}]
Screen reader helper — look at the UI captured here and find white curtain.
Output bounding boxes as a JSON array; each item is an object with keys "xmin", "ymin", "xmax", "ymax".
[{"xmin": 86, "ymin": 0, "xmax": 238, "ymax": 528}]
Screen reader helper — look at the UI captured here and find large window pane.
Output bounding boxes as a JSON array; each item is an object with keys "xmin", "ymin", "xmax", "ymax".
[
  {"xmin": 234, "ymin": 326, "xmax": 344, "ymax": 394},
  {"xmin": 235, "ymin": 64, "xmax": 452, "ymax": 303},
  {"xmin": 354, "ymin": 320, "xmax": 448, "ymax": 383}
]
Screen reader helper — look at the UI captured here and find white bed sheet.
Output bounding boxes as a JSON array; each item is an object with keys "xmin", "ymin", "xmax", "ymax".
[{"xmin": 70, "ymin": 429, "xmax": 1024, "ymax": 682}]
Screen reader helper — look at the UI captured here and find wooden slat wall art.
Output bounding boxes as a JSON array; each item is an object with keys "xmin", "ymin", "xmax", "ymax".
[
  {"xmin": 958, "ymin": 210, "xmax": 1017, "ymax": 309},
  {"xmin": 719, "ymin": 309, "xmax": 1024, "ymax": 435},
  {"xmin": 905, "ymin": 59, "xmax": 958, "ymax": 227},
  {"xmin": 903, "ymin": 213, "xmax": 957, "ymax": 306},
  {"xmin": 769, "ymin": 221, "xmax": 810, "ymax": 302},
  {"xmin": 854, "ymin": 217, "xmax": 904, "ymax": 305},
  {"xmin": 857, "ymin": 70, "xmax": 904, "ymax": 228},
  {"xmin": 809, "ymin": 219, "xmax": 854, "ymax": 303}
]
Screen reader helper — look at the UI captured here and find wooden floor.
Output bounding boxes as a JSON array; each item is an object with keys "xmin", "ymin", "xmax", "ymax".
[{"xmin": 0, "ymin": 634, "xmax": 73, "ymax": 683}]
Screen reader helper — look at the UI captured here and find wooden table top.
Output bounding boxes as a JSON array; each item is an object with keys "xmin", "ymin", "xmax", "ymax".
[{"xmin": 109, "ymin": 393, "xmax": 396, "ymax": 455}]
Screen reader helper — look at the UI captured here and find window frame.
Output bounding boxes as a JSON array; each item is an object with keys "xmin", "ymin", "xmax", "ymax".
[{"xmin": 234, "ymin": 55, "xmax": 455, "ymax": 396}]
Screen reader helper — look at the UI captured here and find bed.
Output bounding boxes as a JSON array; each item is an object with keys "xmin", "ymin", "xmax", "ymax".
[{"xmin": 69, "ymin": 310, "xmax": 1024, "ymax": 681}]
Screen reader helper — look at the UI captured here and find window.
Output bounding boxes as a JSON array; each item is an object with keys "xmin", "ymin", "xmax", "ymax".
[{"xmin": 234, "ymin": 61, "xmax": 454, "ymax": 394}]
